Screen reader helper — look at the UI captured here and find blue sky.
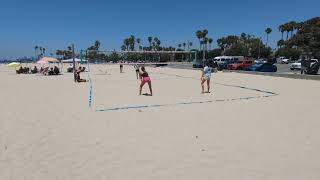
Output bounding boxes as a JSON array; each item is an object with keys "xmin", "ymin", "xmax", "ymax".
[{"xmin": 0, "ymin": 0, "xmax": 319, "ymax": 59}]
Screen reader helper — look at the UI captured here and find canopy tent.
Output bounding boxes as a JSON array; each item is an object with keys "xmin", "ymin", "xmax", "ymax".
[
  {"xmin": 61, "ymin": 58, "xmax": 87, "ymax": 63},
  {"xmin": 37, "ymin": 60, "xmax": 49, "ymax": 64},
  {"xmin": 38, "ymin": 57, "xmax": 58, "ymax": 63}
]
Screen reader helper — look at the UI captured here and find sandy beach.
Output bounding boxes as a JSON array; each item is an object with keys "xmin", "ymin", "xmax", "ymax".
[{"xmin": 1, "ymin": 64, "xmax": 320, "ymax": 180}]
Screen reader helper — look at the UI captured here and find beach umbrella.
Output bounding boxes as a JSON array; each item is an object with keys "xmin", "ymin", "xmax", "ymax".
[{"xmin": 6, "ymin": 62, "xmax": 21, "ymax": 67}]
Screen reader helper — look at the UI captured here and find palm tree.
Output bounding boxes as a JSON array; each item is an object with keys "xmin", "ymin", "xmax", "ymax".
[
  {"xmin": 203, "ymin": 37, "xmax": 208, "ymax": 51},
  {"xmin": 152, "ymin": 42, "xmax": 156, "ymax": 50},
  {"xmin": 279, "ymin": 25, "xmax": 285, "ymax": 40},
  {"xmin": 148, "ymin": 37, "xmax": 153, "ymax": 49},
  {"xmin": 182, "ymin": 43, "xmax": 186, "ymax": 50},
  {"xmin": 34, "ymin": 46, "xmax": 39, "ymax": 60},
  {"xmin": 288, "ymin": 21, "xmax": 296, "ymax": 38},
  {"xmin": 202, "ymin": 29, "xmax": 208, "ymax": 38},
  {"xmin": 129, "ymin": 35, "xmax": 135, "ymax": 51},
  {"xmin": 136, "ymin": 38, "xmax": 141, "ymax": 50},
  {"xmin": 196, "ymin": 30, "xmax": 203, "ymax": 50},
  {"xmin": 124, "ymin": 38, "xmax": 130, "ymax": 51},
  {"xmin": 277, "ymin": 40, "xmax": 285, "ymax": 49},
  {"xmin": 265, "ymin": 27, "xmax": 272, "ymax": 46},
  {"xmin": 153, "ymin": 37, "xmax": 160, "ymax": 50},
  {"xmin": 156, "ymin": 39, "xmax": 161, "ymax": 50},
  {"xmin": 208, "ymin": 38, "xmax": 213, "ymax": 50},
  {"xmin": 39, "ymin": 47, "xmax": 43, "ymax": 57},
  {"xmin": 121, "ymin": 45, "xmax": 127, "ymax": 51},
  {"xmin": 178, "ymin": 44, "xmax": 182, "ymax": 49},
  {"xmin": 43, "ymin": 48, "xmax": 46, "ymax": 56},
  {"xmin": 202, "ymin": 30, "xmax": 209, "ymax": 60},
  {"xmin": 94, "ymin": 40, "xmax": 100, "ymax": 50},
  {"xmin": 284, "ymin": 23, "xmax": 290, "ymax": 40},
  {"xmin": 188, "ymin": 42, "xmax": 193, "ymax": 50}
]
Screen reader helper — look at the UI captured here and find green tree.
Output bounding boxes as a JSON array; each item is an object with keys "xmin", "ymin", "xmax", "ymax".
[
  {"xmin": 208, "ymin": 38, "xmax": 213, "ymax": 50},
  {"xmin": 188, "ymin": 42, "xmax": 193, "ymax": 51},
  {"xmin": 286, "ymin": 17, "xmax": 320, "ymax": 59},
  {"xmin": 129, "ymin": 35, "xmax": 135, "ymax": 51},
  {"xmin": 148, "ymin": 37, "xmax": 153, "ymax": 49},
  {"xmin": 277, "ymin": 40, "xmax": 285, "ymax": 49},
  {"xmin": 94, "ymin": 40, "xmax": 100, "ymax": 49},
  {"xmin": 265, "ymin": 27, "xmax": 272, "ymax": 46},
  {"xmin": 124, "ymin": 38, "xmax": 130, "ymax": 51},
  {"xmin": 182, "ymin": 42, "xmax": 186, "ymax": 50},
  {"xmin": 34, "ymin": 46, "xmax": 38, "ymax": 60},
  {"xmin": 279, "ymin": 24, "xmax": 285, "ymax": 40},
  {"xmin": 153, "ymin": 37, "xmax": 161, "ymax": 50},
  {"xmin": 136, "ymin": 38, "xmax": 141, "ymax": 50},
  {"xmin": 196, "ymin": 30, "xmax": 203, "ymax": 50},
  {"xmin": 121, "ymin": 45, "xmax": 126, "ymax": 51}
]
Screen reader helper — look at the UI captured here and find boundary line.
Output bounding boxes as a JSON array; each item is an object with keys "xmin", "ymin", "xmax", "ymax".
[{"xmin": 91, "ymin": 70, "xmax": 279, "ymax": 112}]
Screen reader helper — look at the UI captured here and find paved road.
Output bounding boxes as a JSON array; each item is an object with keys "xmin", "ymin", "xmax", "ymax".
[{"xmin": 166, "ymin": 62, "xmax": 320, "ymax": 80}]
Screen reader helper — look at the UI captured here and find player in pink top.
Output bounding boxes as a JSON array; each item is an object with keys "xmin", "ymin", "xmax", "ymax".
[{"xmin": 139, "ymin": 66, "xmax": 153, "ymax": 96}]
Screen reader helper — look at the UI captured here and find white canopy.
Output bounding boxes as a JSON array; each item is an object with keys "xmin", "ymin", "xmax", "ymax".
[{"xmin": 61, "ymin": 58, "xmax": 88, "ymax": 63}]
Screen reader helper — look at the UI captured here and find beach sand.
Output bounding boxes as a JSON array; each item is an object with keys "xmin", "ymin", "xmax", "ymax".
[{"xmin": 1, "ymin": 64, "xmax": 320, "ymax": 180}]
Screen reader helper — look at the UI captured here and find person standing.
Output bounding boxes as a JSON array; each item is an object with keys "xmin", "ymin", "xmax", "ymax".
[
  {"xmin": 134, "ymin": 64, "xmax": 140, "ymax": 79},
  {"xmin": 139, "ymin": 66, "xmax": 153, "ymax": 96},
  {"xmin": 120, "ymin": 63, "xmax": 123, "ymax": 73},
  {"xmin": 201, "ymin": 64, "xmax": 212, "ymax": 93}
]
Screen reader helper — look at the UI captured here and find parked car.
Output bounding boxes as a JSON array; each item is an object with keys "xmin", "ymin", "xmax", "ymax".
[
  {"xmin": 290, "ymin": 60, "xmax": 302, "ymax": 70},
  {"xmin": 214, "ymin": 56, "xmax": 243, "ymax": 65},
  {"xmin": 281, "ymin": 58, "xmax": 290, "ymax": 64},
  {"xmin": 255, "ymin": 59, "xmax": 267, "ymax": 64},
  {"xmin": 227, "ymin": 60, "xmax": 254, "ymax": 70},
  {"xmin": 277, "ymin": 56, "xmax": 287, "ymax": 63},
  {"xmin": 267, "ymin": 58, "xmax": 277, "ymax": 64},
  {"xmin": 192, "ymin": 60, "xmax": 203, "ymax": 68},
  {"xmin": 301, "ymin": 59, "xmax": 319, "ymax": 75},
  {"xmin": 244, "ymin": 63, "xmax": 277, "ymax": 72},
  {"xmin": 218, "ymin": 59, "xmax": 238, "ymax": 70}
]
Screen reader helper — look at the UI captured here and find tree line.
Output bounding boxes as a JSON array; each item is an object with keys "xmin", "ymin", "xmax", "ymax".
[{"xmin": 51, "ymin": 16, "xmax": 319, "ymax": 62}]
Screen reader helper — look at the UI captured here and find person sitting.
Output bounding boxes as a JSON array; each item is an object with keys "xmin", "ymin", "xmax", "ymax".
[
  {"xmin": 48, "ymin": 67, "xmax": 54, "ymax": 75},
  {"xmin": 16, "ymin": 66, "xmax": 23, "ymax": 74},
  {"xmin": 40, "ymin": 67, "xmax": 44, "ymax": 73},
  {"xmin": 67, "ymin": 66, "xmax": 73, "ymax": 73},
  {"xmin": 53, "ymin": 66, "xmax": 60, "ymax": 75},
  {"xmin": 23, "ymin": 67, "xmax": 28, "ymax": 74},
  {"xmin": 76, "ymin": 67, "xmax": 87, "ymax": 82},
  {"xmin": 42, "ymin": 67, "xmax": 49, "ymax": 75},
  {"xmin": 31, "ymin": 66, "xmax": 38, "ymax": 74}
]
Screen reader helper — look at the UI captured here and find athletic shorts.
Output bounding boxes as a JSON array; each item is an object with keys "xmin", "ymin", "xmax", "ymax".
[
  {"xmin": 142, "ymin": 77, "xmax": 151, "ymax": 83},
  {"xmin": 204, "ymin": 74, "xmax": 211, "ymax": 80}
]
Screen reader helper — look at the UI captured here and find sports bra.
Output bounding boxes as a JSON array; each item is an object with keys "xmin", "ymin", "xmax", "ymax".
[{"xmin": 141, "ymin": 72, "xmax": 149, "ymax": 77}]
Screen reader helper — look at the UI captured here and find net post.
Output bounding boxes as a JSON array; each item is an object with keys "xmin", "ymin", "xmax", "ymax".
[
  {"xmin": 80, "ymin": 50, "xmax": 83, "ymax": 64},
  {"xmin": 72, "ymin": 44, "xmax": 76, "ymax": 82}
]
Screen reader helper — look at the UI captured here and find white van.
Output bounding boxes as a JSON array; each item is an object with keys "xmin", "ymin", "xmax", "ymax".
[{"xmin": 213, "ymin": 56, "xmax": 243, "ymax": 65}]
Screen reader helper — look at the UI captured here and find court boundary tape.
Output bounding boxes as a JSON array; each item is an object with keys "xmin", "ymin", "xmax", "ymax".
[
  {"xmin": 91, "ymin": 71, "xmax": 279, "ymax": 112},
  {"xmin": 95, "ymin": 94, "xmax": 276, "ymax": 112}
]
